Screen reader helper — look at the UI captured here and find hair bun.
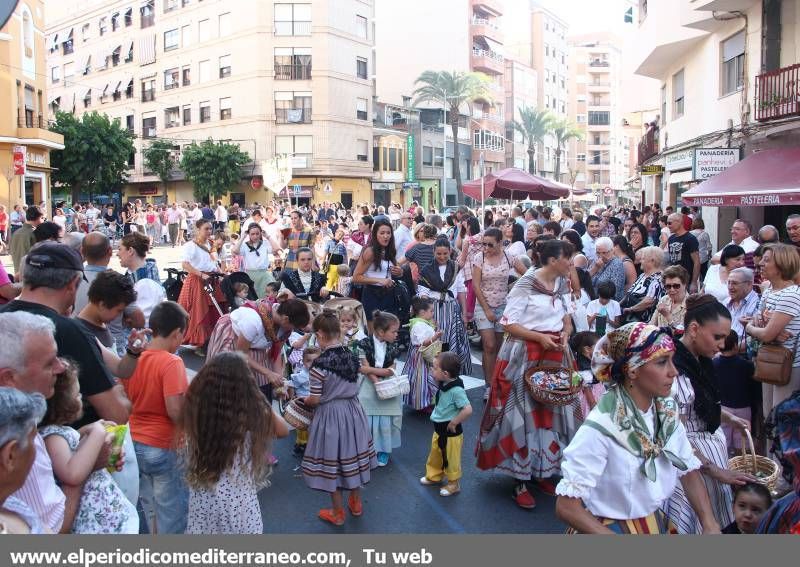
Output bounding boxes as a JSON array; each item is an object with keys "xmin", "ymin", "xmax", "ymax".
[{"xmin": 685, "ymin": 293, "xmax": 718, "ymax": 312}]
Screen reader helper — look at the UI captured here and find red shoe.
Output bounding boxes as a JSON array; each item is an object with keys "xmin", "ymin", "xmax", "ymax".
[
  {"xmin": 318, "ymin": 508, "xmax": 345, "ymax": 526},
  {"xmin": 513, "ymin": 485, "xmax": 536, "ymax": 509},
  {"xmin": 534, "ymin": 479, "xmax": 557, "ymax": 496},
  {"xmin": 348, "ymin": 493, "xmax": 363, "ymax": 516}
]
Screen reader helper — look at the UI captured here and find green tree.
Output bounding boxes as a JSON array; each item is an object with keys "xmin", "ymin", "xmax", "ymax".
[
  {"xmin": 179, "ymin": 139, "xmax": 250, "ymax": 201},
  {"xmin": 552, "ymin": 118, "xmax": 584, "ymax": 181},
  {"xmin": 512, "ymin": 106, "xmax": 555, "ymax": 175},
  {"xmin": 143, "ymin": 139, "xmax": 176, "ymax": 187},
  {"xmin": 49, "ymin": 111, "xmax": 134, "ymax": 203},
  {"xmin": 413, "ymin": 70, "xmax": 492, "ymax": 206}
]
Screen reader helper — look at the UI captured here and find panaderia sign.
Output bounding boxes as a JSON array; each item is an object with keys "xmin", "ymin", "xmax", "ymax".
[{"xmin": 692, "ymin": 148, "xmax": 740, "ymax": 181}]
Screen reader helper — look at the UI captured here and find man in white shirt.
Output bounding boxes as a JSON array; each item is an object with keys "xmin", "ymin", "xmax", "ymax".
[
  {"xmin": 214, "ymin": 200, "xmax": 228, "ymax": 232},
  {"xmin": 581, "ymin": 215, "xmax": 602, "ymax": 264},
  {"xmin": 84, "ymin": 203, "xmax": 99, "ymax": 230},
  {"xmin": 710, "ymin": 218, "xmax": 758, "ymax": 269},
  {"xmin": 394, "ymin": 212, "xmax": 414, "ymax": 260},
  {"xmin": 724, "ymin": 267, "xmax": 760, "ymax": 350},
  {"xmin": 167, "ymin": 203, "xmax": 182, "ymax": 247}
]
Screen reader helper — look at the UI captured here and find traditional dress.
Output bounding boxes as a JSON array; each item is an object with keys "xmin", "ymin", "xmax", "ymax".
[
  {"xmin": 284, "ymin": 228, "xmax": 314, "ymax": 271},
  {"xmin": 302, "ymin": 346, "xmax": 377, "ymax": 492},
  {"xmin": 178, "ymin": 240, "xmax": 226, "ymax": 347},
  {"xmin": 417, "ymin": 261, "xmax": 472, "ymax": 376},
  {"xmin": 476, "ymin": 268, "xmax": 580, "ymax": 480},
  {"xmin": 238, "ymin": 238, "xmax": 275, "ymax": 298},
  {"xmin": 404, "ymin": 317, "xmax": 439, "ymax": 411},
  {"xmin": 557, "ymin": 323, "xmax": 701, "ymax": 534},
  {"xmin": 357, "ymin": 336, "xmax": 402, "ymax": 454},
  {"xmin": 663, "ymin": 339, "xmax": 734, "ymax": 533}
]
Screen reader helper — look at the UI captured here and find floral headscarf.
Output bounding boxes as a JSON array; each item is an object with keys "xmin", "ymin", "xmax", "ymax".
[{"xmin": 591, "ymin": 322, "xmax": 675, "ymax": 384}]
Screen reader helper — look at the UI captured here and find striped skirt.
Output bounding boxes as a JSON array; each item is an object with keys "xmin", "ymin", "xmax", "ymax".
[
  {"xmin": 403, "ymin": 345, "xmax": 437, "ymax": 411},
  {"xmin": 432, "ymin": 297, "xmax": 472, "ymax": 376},
  {"xmin": 206, "ymin": 314, "xmax": 273, "ymax": 390},
  {"xmin": 663, "ymin": 428, "xmax": 733, "ymax": 534},
  {"xmin": 567, "ymin": 510, "xmax": 678, "ymax": 534}
]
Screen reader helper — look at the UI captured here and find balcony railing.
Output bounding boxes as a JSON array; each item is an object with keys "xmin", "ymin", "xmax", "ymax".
[
  {"xmin": 589, "ymin": 60, "xmax": 610, "ymax": 67},
  {"xmin": 637, "ymin": 125, "xmax": 659, "ymax": 165},
  {"xmin": 755, "ymin": 63, "xmax": 800, "ymax": 122},
  {"xmin": 18, "ymin": 113, "xmax": 47, "ymax": 128},
  {"xmin": 275, "ymin": 108, "xmax": 312, "ymax": 124},
  {"xmin": 274, "ymin": 63, "xmax": 312, "ymax": 80},
  {"xmin": 472, "ymin": 47, "xmax": 503, "ymax": 63},
  {"xmin": 141, "ymin": 89, "xmax": 155, "ymax": 102}
]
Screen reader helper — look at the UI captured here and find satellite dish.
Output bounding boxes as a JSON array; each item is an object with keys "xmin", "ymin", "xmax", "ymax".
[{"xmin": 0, "ymin": 1, "xmax": 18, "ymax": 31}]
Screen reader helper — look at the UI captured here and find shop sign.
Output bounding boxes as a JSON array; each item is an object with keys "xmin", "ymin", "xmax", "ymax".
[
  {"xmin": 406, "ymin": 135, "xmax": 416, "ymax": 182},
  {"xmin": 664, "ymin": 149, "xmax": 694, "ymax": 171},
  {"xmin": 26, "ymin": 151, "xmax": 47, "ymax": 166},
  {"xmin": 139, "ymin": 187, "xmax": 159, "ymax": 196},
  {"xmin": 12, "ymin": 145, "xmax": 26, "ymax": 175},
  {"xmin": 692, "ymin": 148, "xmax": 740, "ymax": 181},
  {"xmin": 323, "ymin": 183, "xmax": 333, "ymax": 194},
  {"xmin": 250, "ymin": 176, "xmax": 263, "ymax": 190},
  {"xmin": 371, "ymin": 182, "xmax": 393, "ymax": 191},
  {"xmin": 641, "ymin": 164, "xmax": 664, "ymax": 175},
  {"xmin": 603, "ymin": 187, "xmax": 614, "ymax": 197}
]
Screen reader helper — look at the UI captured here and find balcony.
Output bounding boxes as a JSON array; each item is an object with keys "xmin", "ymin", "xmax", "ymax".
[
  {"xmin": 755, "ymin": 63, "xmax": 800, "ymax": 122},
  {"xmin": 637, "ymin": 125, "xmax": 659, "ymax": 165},
  {"xmin": 275, "ymin": 108, "xmax": 312, "ymax": 124},
  {"xmin": 472, "ymin": 0, "xmax": 502, "ymax": 16},
  {"xmin": 275, "ymin": 63, "xmax": 312, "ymax": 80},
  {"xmin": 471, "ymin": 16, "xmax": 503, "ymax": 43},
  {"xmin": 473, "ymin": 111, "xmax": 504, "ymax": 127},
  {"xmin": 587, "ymin": 82, "xmax": 611, "ymax": 92},
  {"xmin": 16, "ymin": 113, "xmax": 64, "ymax": 147},
  {"xmin": 471, "ymin": 48, "xmax": 504, "ymax": 75},
  {"xmin": 589, "ymin": 60, "xmax": 609, "ymax": 68}
]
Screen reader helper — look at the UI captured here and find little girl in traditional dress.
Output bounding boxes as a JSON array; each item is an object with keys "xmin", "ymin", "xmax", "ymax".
[
  {"xmin": 357, "ymin": 311, "xmax": 403, "ymax": 468},
  {"xmin": 301, "ymin": 312, "xmax": 376, "ymax": 526},
  {"xmin": 340, "ymin": 308, "xmax": 366, "ymax": 349},
  {"xmin": 569, "ymin": 331, "xmax": 605, "ymax": 419},
  {"xmin": 39, "ymin": 363, "xmax": 138, "ymax": 534},
  {"xmin": 404, "ymin": 297, "xmax": 444, "ymax": 411},
  {"xmin": 183, "ymin": 352, "xmax": 288, "ymax": 534}
]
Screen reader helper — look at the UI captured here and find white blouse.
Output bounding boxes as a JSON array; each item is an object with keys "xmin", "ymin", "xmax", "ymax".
[
  {"xmin": 410, "ymin": 321, "xmax": 436, "ymax": 346},
  {"xmin": 417, "ymin": 266, "xmax": 466, "ymax": 299},
  {"xmin": 230, "ymin": 307, "xmax": 270, "ymax": 349},
  {"xmin": 702, "ymin": 265, "xmax": 730, "ymax": 303},
  {"xmin": 239, "ymin": 239, "xmax": 273, "ymax": 271},
  {"xmin": 373, "ymin": 337, "xmax": 387, "ymax": 367},
  {"xmin": 556, "ymin": 406, "xmax": 701, "ymax": 521},
  {"xmin": 181, "ymin": 241, "xmax": 217, "ymax": 273},
  {"xmin": 500, "ymin": 285, "xmax": 573, "ymax": 331}
]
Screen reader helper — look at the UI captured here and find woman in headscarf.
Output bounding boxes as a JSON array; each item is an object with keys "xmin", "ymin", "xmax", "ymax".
[
  {"xmin": 663, "ymin": 294, "xmax": 755, "ymax": 533},
  {"xmin": 555, "ymin": 323, "xmax": 720, "ymax": 534},
  {"xmin": 476, "ymin": 239, "xmax": 580, "ymax": 510}
]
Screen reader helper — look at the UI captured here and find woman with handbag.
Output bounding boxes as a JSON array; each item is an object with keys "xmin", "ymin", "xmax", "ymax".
[
  {"xmin": 476, "ymin": 239, "xmax": 581, "ymax": 510},
  {"xmin": 556, "ymin": 323, "xmax": 720, "ymax": 534},
  {"xmin": 619, "ymin": 246, "xmax": 665, "ymax": 324},
  {"xmin": 664, "ymin": 294, "xmax": 756, "ymax": 533},
  {"xmin": 744, "ymin": 243, "xmax": 800, "ymax": 418}
]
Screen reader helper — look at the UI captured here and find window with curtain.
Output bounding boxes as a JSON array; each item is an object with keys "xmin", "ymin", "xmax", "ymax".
[
  {"xmin": 721, "ymin": 31, "xmax": 745, "ymax": 96},
  {"xmin": 673, "ymin": 69, "xmax": 685, "ymax": 118}
]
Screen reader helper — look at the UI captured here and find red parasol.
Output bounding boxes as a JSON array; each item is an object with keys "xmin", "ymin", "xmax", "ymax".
[{"xmin": 462, "ymin": 168, "xmax": 571, "ymax": 201}]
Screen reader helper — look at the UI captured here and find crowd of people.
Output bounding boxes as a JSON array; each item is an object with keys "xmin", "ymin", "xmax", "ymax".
[{"xmin": 0, "ymin": 196, "xmax": 799, "ymax": 535}]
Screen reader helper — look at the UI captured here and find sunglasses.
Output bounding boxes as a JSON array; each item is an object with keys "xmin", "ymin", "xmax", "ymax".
[
  {"xmin": 481, "ymin": 242, "xmax": 496, "ymax": 248},
  {"xmin": 664, "ymin": 283, "xmax": 682, "ymax": 290}
]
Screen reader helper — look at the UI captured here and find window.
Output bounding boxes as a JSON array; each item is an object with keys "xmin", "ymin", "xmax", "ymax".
[
  {"xmin": 434, "ymin": 147, "xmax": 444, "ymax": 167},
  {"xmin": 164, "ymin": 28, "xmax": 179, "ymax": 51},
  {"xmin": 99, "ymin": 16, "xmax": 108, "ymax": 36},
  {"xmin": 125, "ymin": 79, "xmax": 133, "ymax": 98},
  {"xmin": 356, "ymin": 15, "xmax": 367, "ymax": 39},
  {"xmin": 124, "ymin": 42, "xmax": 133, "ymax": 62},
  {"xmin": 51, "ymin": 66, "xmax": 60, "ymax": 83},
  {"xmin": 83, "ymin": 88, "xmax": 92, "ymax": 109},
  {"xmin": 274, "ymin": 3, "xmax": 311, "ymax": 36},
  {"xmin": 124, "ymin": 7, "xmax": 133, "ymax": 27},
  {"xmin": 182, "ymin": 65, "xmax": 191, "ymax": 86},
  {"xmin": 473, "ymin": 130, "xmax": 504, "ymax": 151},
  {"xmin": 274, "ymin": 47, "xmax": 311, "ymax": 80},
  {"xmin": 275, "ymin": 91, "xmax": 312, "ymax": 123},
  {"xmin": 356, "ymin": 57, "xmax": 367, "ymax": 79},
  {"xmin": 218, "ymin": 12, "xmax": 231, "ymax": 37},
  {"xmin": 63, "ymin": 62, "xmax": 74, "ymax": 84},
  {"xmin": 275, "ymin": 135, "xmax": 312, "ymax": 165},
  {"xmin": 181, "ymin": 25, "xmax": 191, "ymax": 47},
  {"xmin": 219, "ymin": 54, "xmax": 231, "ymax": 78},
  {"xmin": 200, "ymin": 101, "xmax": 211, "ymax": 123},
  {"xmin": 577, "ymin": 114, "xmax": 586, "ymax": 123},
  {"xmin": 165, "ymin": 106, "xmax": 179, "ymax": 128},
  {"xmin": 126, "ymin": 114, "xmax": 134, "ymax": 133},
  {"xmin": 577, "ymin": 153, "xmax": 586, "ymax": 162},
  {"xmin": 141, "ymin": 78, "xmax": 155, "ymax": 102},
  {"xmin": 164, "ymin": 0, "xmax": 178, "ymax": 12},
  {"xmin": 545, "ymin": 44, "xmax": 550, "ymax": 57},
  {"xmin": 141, "ymin": 1, "xmax": 155, "ymax": 28},
  {"xmin": 112, "ymin": 80, "xmax": 122, "ymax": 101},
  {"xmin": 63, "ymin": 34, "xmax": 74, "ymax": 55},
  {"xmin": 661, "ymin": 84, "xmax": 667, "ymax": 123},
  {"xmin": 588, "ymin": 111, "xmax": 610, "ymax": 125},
  {"xmin": 164, "ymin": 67, "xmax": 179, "ymax": 90},
  {"xmin": 111, "ymin": 12, "xmax": 120, "ymax": 31},
  {"xmin": 142, "ymin": 115, "xmax": 156, "ymax": 138},
  {"xmin": 721, "ymin": 30, "xmax": 745, "ymax": 96},
  {"xmin": 199, "ymin": 59, "xmax": 210, "ymax": 82},
  {"xmin": 672, "ymin": 69, "xmax": 685, "ymax": 118},
  {"xmin": 111, "ymin": 46, "xmax": 121, "ymax": 66},
  {"xmin": 220, "ymin": 97, "xmax": 232, "ymax": 120},
  {"xmin": 593, "ymin": 134, "xmax": 601, "ymax": 145},
  {"xmin": 356, "ymin": 97, "xmax": 368, "ymax": 120},
  {"xmin": 82, "ymin": 23, "xmax": 91, "ymax": 41},
  {"xmin": 198, "ymin": 19, "xmax": 210, "ymax": 42},
  {"xmin": 128, "ymin": 148, "xmax": 135, "ymax": 168},
  {"xmin": 182, "ymin": 104, "xmax": 191, "ymax": 125},
  {"xmin": 422, "ymin": 145, "xmax": 433, "ymax": 166}
]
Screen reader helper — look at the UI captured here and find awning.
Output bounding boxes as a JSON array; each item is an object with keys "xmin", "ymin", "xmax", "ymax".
[
  {"xmin": 48, "ymin": 94, "xmax": 60, "ymax": 105},
  {"xmin": 64, "ymin": 28, "xmax": 73, "ymax": 41},
  {"xmin": 82, "ymin": 53, "xmax": 92, "ymax": 71},
  {"xmin": 50, "ymin": 34, "xmax": 59, "ymax": 50},
  {"xmin": 138, "ymin": 34, "xmax": 156, "ymax": 65},
  {"xmin": 113, "ymin": 79, "xmax": 123, "ymax": 93},
  {"xmin": 682, "ymin": 148, "xmax": 800, "ymax": 207},
  {"xmin": 100, "ymin": 83, "xmax": 110, "ymax": 97},
  {"xmin": 80, "ymin": 87, "xmax": 91, "ymax": 99}
]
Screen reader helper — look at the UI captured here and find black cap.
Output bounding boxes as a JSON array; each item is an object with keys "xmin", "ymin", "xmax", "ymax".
[{"xmin": 25, "ymin": 242, "xmax": 84, "ymax": 272}]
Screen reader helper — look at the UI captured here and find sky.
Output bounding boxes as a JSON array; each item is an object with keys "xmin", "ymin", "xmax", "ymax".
[{"xmin": 534, "ymin": 0, "xmax": 637, "ymax": 36}]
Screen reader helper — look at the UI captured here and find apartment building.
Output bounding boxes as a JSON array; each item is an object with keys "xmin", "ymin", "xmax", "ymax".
[
  {"xmin": 631, "ymin": 0, "xmax": 800, "ymax": 248},
  {"xmin": 504, "ymin": 58, "xmax": 538, "ymax": 170},
  {"xmin": 376, "ymin": 0, "xmax": 506, "ymax": 206},
  {"xmin": 567, "ymin": 34, "xmax": 627, "ymax": 196},
  {"xmin": 0, "ymin": 1, "xmax": 65, "ymax": 209},
  {"xmin": 45, "ymin": 0, "xmax": 375, "ymax": 207}
]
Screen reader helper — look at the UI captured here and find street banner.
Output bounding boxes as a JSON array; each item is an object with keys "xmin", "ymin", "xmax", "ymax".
[
  {"xmin": 262, "ymin": 155, "xmax": 292, "ymax": 195},
  {"xmin": 13, "ymin": 145, "xmax": 26, "ymax": 176},
  {"xmin": 407, "ymin": 135, "xmax": 416, "ymax": 182}
]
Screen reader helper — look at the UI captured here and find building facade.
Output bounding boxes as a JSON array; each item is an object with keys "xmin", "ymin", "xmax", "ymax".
[
  {"xmin": 632, "ymin": 0, "xmax": 800, "ymax": 248},
  {"xmin": 45, "ymin": 0, "xmax": 375, "ymax": 206},
  {"xmin": 0, "ymin": 1, "xmax": 64, "ymax": 211},
  {"xmin": 504, "ymin": 58, "xmax": 538, "ymax": 170}
]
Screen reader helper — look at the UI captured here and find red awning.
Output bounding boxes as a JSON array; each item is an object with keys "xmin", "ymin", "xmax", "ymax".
[
  {"xmin": 463, "ymin": 168, "xmax": 570, "ymax": 201},
  {"xmin": 682, "ymin": 148, "xmax": 800, "ymax": 207}
]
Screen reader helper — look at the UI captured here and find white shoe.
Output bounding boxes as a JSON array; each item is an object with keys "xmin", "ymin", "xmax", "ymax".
[
  {"xmin": 439, "ymin": 482, "xmax": 460, "ymax": 497},
  {"xmin": 419, "ymin": 476, "xmax": 439, "ymax": 486}
]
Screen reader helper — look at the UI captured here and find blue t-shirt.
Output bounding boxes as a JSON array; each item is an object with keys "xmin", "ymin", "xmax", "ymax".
[{"xmin": 431, "ymin": 384, "xmax": 470, "ymax": 423}]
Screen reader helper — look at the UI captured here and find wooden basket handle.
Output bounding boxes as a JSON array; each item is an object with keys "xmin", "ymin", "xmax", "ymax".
[{"xmin": 740, "ymin": 428, "xmax": 757, "ymax": 474}]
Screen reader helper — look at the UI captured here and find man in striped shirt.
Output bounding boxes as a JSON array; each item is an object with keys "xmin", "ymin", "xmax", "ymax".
[{"xmin": 724, "ymin": 267, "xmax": 760, "ymax": 353}]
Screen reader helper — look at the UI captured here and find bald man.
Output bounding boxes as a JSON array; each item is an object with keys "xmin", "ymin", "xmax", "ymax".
[
  {"xmin": 73, "ymin": 232, "xmax": 113, "ymax": 315},
  {"xmin": 758, "ymin": 225, "xmax": 779, "ymax": 244}
]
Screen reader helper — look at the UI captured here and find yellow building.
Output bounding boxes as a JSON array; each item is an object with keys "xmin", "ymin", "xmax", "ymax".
[{"xmin": 0, "ymin": 1, "xmax": 64, "ymax": 211}]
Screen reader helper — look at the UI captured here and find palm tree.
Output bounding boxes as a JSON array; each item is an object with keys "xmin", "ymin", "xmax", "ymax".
[
  {"xmin": 512, "ymin": 106, "xmax": 554, "ymax": 175},
  {"xmin": 413, "ymin": 71, "xmax": 492, "ymax": 206},
  {"xmin": 552, "ymin": 118, "xmax": 584, "ymax": 182}
]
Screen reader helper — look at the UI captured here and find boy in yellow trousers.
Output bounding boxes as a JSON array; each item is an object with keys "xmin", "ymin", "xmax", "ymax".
[{"xmin": 419, "ymin": 352, "xmax": 472, "ymax": 497}]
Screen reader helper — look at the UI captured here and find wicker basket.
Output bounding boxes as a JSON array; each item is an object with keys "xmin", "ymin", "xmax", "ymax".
[
  {"xmin": 727, "ymin": 429, "xmax": 782, "ymax": 493},
  {"xmin": 523, "ymin": 366, "xmax": 582, "ymax": 407},
  {"xmin": 374, "ymin": 374, "xmax": 410, "ymax": 400},
  {"xmin": 284, "ymin": 398, "xmax": 314, "ymax": 431}
]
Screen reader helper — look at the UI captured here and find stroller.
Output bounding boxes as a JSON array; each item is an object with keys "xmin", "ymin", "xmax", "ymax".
[
  {"xmin": 163, "ymin": 268, "xmax": 187, "ymax": 302},
  {"xmin": 220, "ymin": 271, "xmax": 258, "ymax": 311}
]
